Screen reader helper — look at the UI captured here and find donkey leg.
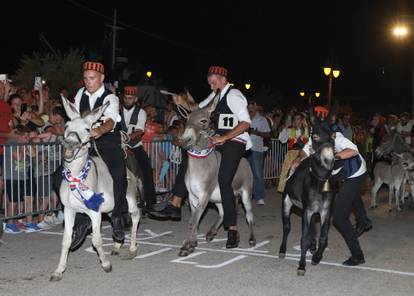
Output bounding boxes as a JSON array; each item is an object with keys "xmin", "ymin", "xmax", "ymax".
[
  {"xmin": 309, "ymin": 217, "xmax": 317, "ymax": 255},
  {"xmin": 241, "ymin": 188, "xmax": 256, "ymax": 247},
  {"xmin": 50, "ymin": 209, "xmax": 76, "ymax": 281},
  {"xmin": 126, "ymin": 208, "xmax": 141, "ymax": 259},
  {"xmin": 179, "ymin": 198, "xmax": 208, "ymax": 257},
  {"xmin": 298, "ymin": 210, "xmax": 313, "ymax": 276},
  {"xmin": 279, "ymin": 195, "xmax": 293, "ymax": 259},
  {"xmin": 312, "ymin": 210, "xmax": 331, "ymax": 265},
  {"xmin": 206, "ymin": 203, "xmax": 223, "ymax": 242},
  {"xmin": 388, "ymin": 185, "xmax": 394, "ymax": 212},
  {"xmin": 90, "ymin": 212, "xmax": 112, "ymax": 273},
  {"xmin": 370, "ymin": 178, "xmax": 382, "ymax": 209}
]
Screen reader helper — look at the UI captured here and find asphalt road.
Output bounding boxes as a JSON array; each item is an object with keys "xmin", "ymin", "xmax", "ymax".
[{"xmin": 1, "ymin": 187, "xmax": 414, "ymax": 296}]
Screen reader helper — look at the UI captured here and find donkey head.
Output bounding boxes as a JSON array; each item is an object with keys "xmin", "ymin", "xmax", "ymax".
[
  {"xmin": 179, "ymin": 92, "xmax": 220, "ymax": 150},
  {"xmin": 309, "ymin": 104, "xmax": 336, "ymax": 171},
  {"xmin": 376, "ymin": 129, "xmax": 410, "ymax": 158},
  {"xmin": 61, "ymin": 98, "xmax": 109, "ymax": 162}
]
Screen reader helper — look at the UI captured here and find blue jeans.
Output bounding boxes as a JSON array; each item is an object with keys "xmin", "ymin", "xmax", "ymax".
[{"xmin": 248, "ymin": 151, "xmax": 265, "ymax": 201}]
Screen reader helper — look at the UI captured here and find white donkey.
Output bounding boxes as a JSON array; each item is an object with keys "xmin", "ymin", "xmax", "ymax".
[{"xmin": 50, "ymin": 99, "xmax": 141, "ymax": 281}]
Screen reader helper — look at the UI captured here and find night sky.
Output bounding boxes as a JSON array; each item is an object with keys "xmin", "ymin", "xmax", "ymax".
[{"xmin": 1, "ymin": 0, "xmax": 414, "ymax": 114}]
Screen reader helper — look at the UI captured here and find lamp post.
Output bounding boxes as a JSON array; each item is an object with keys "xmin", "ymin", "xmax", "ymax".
[{"xmin": 323, "ymin": 67, "xmax": 340, "ymax": 109}]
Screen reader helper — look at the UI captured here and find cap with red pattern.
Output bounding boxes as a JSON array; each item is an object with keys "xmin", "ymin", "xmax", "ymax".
[
  {"xmin": 124, "ymin": 86, "xmax": 137, "ymax": 96},
  {"xmin": 83, "ymin": 61, "xmax": 105, "ymax": 74},
  {"xmin": 208, "ymin": 66, "xmax": 228, "ymax": 78}
]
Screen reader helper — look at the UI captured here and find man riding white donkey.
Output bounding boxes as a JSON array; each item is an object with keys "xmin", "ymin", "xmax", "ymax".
[
  {"xmin": 51, "ymin": 62, "xmax": 139, "ymax": 281},
  {"xmin": 153, "ymin": 66, "xmax": 254, "ymax": 249}
]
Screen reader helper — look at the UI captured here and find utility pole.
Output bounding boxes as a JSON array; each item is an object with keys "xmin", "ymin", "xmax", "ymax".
[{"xmin": 106, "ymin": 9, "xmax": 123, "ymax": 70}]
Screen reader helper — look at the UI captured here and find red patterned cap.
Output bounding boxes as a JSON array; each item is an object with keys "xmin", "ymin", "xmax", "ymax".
[
  {"xmin": 124, "ymin": 86, "xmax": 137, "ymax": 96},
  {"xmin": 83, "ymin": 61, "xmax": 105, "ymax": 74},
  {"xmin": 208, "ymin": 66, "xmax": 228, "ymax": 78}
]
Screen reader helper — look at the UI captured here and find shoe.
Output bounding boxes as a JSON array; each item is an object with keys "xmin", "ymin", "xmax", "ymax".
[
  {"xmin": 5, "ymin": 223, "xmax": 21, "ymax": 234},
  {"xmin": 111, "ymin": 216, "xmax": 125, "ymax": 242},
  {"xmin": 25, "ymin": 222, "xmax": 42, "ymax": 233},
  {"xmin": 70, "ymin": 219, "xmax": 92, "ymax": 251},
  {"xmin": 148, "ymin": 203, "xmax": 181, "ymax": 221},
  {"xmin": 355, "ymin": 219, "xmax": 373, "ymax": 237},
  {"xmin": 256, "ymin": 199, "xmax": 265, "ymax": 205},
  {"xmin": 342, "ymin": 255, "xmax": 365, "ymax": 266},
  {"xmin": 37, "ymin": 220, "xmax": 52, "ymax": 230},
  {"xmin": 226, "ymin": 230, "xmax": 240, "ymax": 249}
]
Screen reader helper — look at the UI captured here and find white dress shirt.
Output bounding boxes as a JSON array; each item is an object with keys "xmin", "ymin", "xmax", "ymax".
[
  {"xmin": 73, "ymin": 85, "xmax": 121, "ymax": 129},
  {"xmin": 123, "ymin": 107, "xmax": 147, "ymax": 148},
  {"xmin": 302, "ymin": 132, "xmax": 366, "ymax": 178},
  {"xmin": 199, "ymin": 83, "xmax": 252, "ymax": 149}
]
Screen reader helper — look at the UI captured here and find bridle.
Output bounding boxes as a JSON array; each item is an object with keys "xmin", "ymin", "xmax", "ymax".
[{"xmin": 62, "ymin": 131, "xmax": 93, "ymax": 163}]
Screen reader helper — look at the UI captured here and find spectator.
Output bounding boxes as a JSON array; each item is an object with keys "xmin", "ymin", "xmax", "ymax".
[
  {"xmin": 8, "ymin": 93, "xmax": 44, "ymax": 130},
  {"xmin": 338, "ymin": 113, "xmax": 353, "ymax": 141},
  {"xmin": 247, "ymin": 102, "xmax": 271, "ymax": 205},
  {"xmin": 396, "ymin": 112, "xmax": 413, "ymax": 146}
]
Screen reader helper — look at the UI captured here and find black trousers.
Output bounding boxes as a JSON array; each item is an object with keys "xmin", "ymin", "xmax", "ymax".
[
  {"xmin": 171, "ymin": 152, "xmax": 188, "ymax": 199},
  {"xmin": 332, "ymin": 174, "xmax": 366, "ymax": 257},
  {"xmin": 131, "ymin": 146, "xmax": 156, "ymax": 207}
]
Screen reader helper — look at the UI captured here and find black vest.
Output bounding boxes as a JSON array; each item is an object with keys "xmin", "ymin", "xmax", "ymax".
[
  {"xmin": 120, "ymin": 106, "xmax": 142, "ymax": 147},
  {"xmin": 79, "ymin": 88, "xmax": 121, "ymax": 146},
  {"xmin": 212, "ymin": 87, "xmax": 239, "ymax": 135}
]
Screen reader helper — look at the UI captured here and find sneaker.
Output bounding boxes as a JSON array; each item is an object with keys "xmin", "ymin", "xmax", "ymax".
[
  {"xmin": 24, "ymin": 222, "xmax": 42, "ymax": 233},
  {"xmin": 256, "ymin": 199, "xmax": 265, "ymax": 205},
  {"xmin": 5, "ymin": 223, "xmax": 21, "ymax": 234},
  {"xmin": 37, "ymin": 220, "xmax": 52, "ymax": 230}
]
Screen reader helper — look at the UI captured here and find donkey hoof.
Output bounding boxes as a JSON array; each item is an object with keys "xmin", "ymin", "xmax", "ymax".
[
  {"xmin": 49, "ymin": 272, "xmax": 63, "ymax": 282},
  {"xmin": 111, "ymin": 249, "xmax": 120, "ymax": 256},
  {"xmin": 311, "ymin": 255, "xmax": 321, "ymax": 265},
  {"xmin": 279, "ymin": 253, "xmax": 286, "ymax": 259},
  {"xmin": 248, "ymin": 238, "xmax": 256, "ymax": 247},
  {"xmin": 206, "ymin": 231, "xmax": 217, "ymax": 242},
  {"xmin": 297, "ymin": 269, "xmax": 306, "ymax": 276},
  {"xmin": 102, "ymin": 263, "xmax": 112, "ymax": 273},
  {"xmin": 129, "ymin": 248, "xmax": 138, "ymax": 259},
  {"xmin": 178, "ymin": 247, "xmax": 194, "ymax": 257}
]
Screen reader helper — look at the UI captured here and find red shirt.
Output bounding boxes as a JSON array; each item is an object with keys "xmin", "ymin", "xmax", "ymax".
[{"xmin": 0, "ymin": 100, "xmax": 12, "ymax": 154}]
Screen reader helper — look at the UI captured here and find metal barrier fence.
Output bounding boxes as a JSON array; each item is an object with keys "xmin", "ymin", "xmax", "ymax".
[
  {"xmin": 1, "ymin": 139, "xmax": 287, "ymax": 222},
  {"xmin": 264, "ymin": 139, "xmax": 288, "ymax": 180}
]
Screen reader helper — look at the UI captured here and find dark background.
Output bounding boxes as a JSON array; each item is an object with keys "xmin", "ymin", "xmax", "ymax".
[{"xmin": 1, "ymin": 0, "xmax": 414, "ymax": 115}]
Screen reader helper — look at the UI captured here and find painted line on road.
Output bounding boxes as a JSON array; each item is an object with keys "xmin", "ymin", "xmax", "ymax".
[
  {"xmin": 40, "ymin": 230, "xmax": 414, "ymax": 277},
  {"xmin": 196, "ymin": 255, "xmax": 247, "ymax": 269},
  {"xmin": 135, "ymin": 247, "xmax": 172, "ymax": 259}
]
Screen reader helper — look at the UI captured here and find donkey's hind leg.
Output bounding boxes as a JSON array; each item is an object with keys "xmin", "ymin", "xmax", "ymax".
[
  {"xmin": 206, "ymin": 203, "xmax": 223, "ymax": 242},
  {"xmin": 90, "ymin": 212, "xmax": 112, "ymax": 273},
  {"xmin": 240, "ymin": 188, "xmax": 256, "ymax": 247}
]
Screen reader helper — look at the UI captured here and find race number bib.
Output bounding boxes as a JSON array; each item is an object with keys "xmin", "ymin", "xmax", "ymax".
[{"xmin": 218, "ymin": 114, "xmax": 238, "ymax": 130}]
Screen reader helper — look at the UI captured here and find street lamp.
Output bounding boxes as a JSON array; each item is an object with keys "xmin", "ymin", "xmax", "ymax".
[
  {"xmin": 315, "ymin": 92, "xmax": 321, "ymax": 98},
  {"xmin": 393, "ymin": 25, "xmax": 409, "ymax": 38},
  {"xmin": 245, "ymin": 83, "xmax": 251, "ymax": 90},
  {"xmin": 146, "ymin": 71, "xmax": 153, "ymax": 78},
  {"xmin": 323, "ymin": 66, "xmax": 340, "ymax": 109},
  {"xmin": 299, "ymin": 91, "xmax": 306, "ymax": 97}
]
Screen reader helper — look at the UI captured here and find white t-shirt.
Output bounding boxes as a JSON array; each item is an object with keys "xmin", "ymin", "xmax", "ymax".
[
  {"xmin": 123, "ymin": 107, "xmax": 146, "ymax": 148},
  {"xmin": 397, "ymin": 120, "xmax": 414, "ymax": 145},
  {"xmin": 250, "ymin": 113, "xmax": 271, "ymax": 152},
  {"xmin": 302, "ymin": 132, "xmax": 366, "ymax": 179},
  {"xmin": 199, "ymin": 83, "xmax": 252, "ymax": 149}
]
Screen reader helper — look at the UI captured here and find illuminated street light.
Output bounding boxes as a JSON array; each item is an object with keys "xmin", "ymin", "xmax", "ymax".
[
  {"xmin": 315, "ymin": 92, "xmax": 321, "ymax": 98},
  {"xmin": 323, "ymin": 67, "xmax": 332, "ymax": 76},
  {"xmin": 323, "ymin": 66, "xmax": 341, "ymax": 108},
  {"xmin": 393, "ymin": 25, "xmax": 409, "ymax": 38},
  {"xmin": 245, "ymin": 83, "xmax": 251, "ymax": 90},
  {"xmin": 332, "ymin": 70, "xmax": 341, "ymax": 78},
  {"xmin": 146, "ymin": 71, "xmax": 153, "ymax": 78},
  {"xmin": 299, "ymin": 91, "xmax": 305, "ymax": 97}
]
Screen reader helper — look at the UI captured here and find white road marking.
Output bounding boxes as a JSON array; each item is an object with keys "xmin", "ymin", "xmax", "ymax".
[
  {"xmin": 40, "ymin": 230, "xmax": 414, "ymax": 277},
  {"xmin": 229, "ymin": 240, "xmax": 270, "ymax": 253},
  {"xmin": 196, "ymin": 255, "xmax": 247, "ymax": 269},
  {"xmin": 171, "ymin": 252, "xmax": 207, "ymax": 264},
  {"xmin": 135, "ymin": 247, "xmax": 172, "ymax": 259}
]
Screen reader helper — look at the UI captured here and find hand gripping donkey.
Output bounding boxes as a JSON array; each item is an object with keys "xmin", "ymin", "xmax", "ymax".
[
  {"xmin": 50, "ymin": 99, "xmax": 141, "ymax": 281},
  {"xmin": 177, "ymin": 92, "xmax": 256, "ymax": 256},
  {"xmin": 278, "ymin": 106, "xmax": 336, "ymax": 276}
]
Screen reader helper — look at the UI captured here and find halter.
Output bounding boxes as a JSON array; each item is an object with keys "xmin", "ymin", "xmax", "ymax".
[
  {"xmin": 62, "ymin": 131, "xmax": 92, "ymax": 163},
  {"xmin": 186, "ymin": 129, "xmax": 216, "ymax": 159}
]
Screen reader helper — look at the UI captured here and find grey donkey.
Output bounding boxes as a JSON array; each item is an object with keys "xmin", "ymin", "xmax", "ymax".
[
  {"xmin": 371, "ymin": 152, "xmax": 414, "ymax": 212},
  {"xmin": 50, "ymin": 99, "xmax": 141, "ymax": 281},
  {"xmin": 178, "ymin": 92, "xmax": 256, "ymax": 257}
]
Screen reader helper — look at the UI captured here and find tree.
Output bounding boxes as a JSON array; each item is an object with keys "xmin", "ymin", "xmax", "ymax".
[{"xmin": 13, "ymin": 48, "xmax": 84, "ymax": 99}]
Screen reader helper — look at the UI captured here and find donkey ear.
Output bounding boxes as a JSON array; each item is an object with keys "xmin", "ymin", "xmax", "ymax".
[
  {"xmin": 327, "ymin": 100, "xmax": 338, "ymax": 122},
  {"xmin": 84, "ymin": 101, "xmax": 110, "ymax": 126},
  {"xmin": 206, "ymin": 91, "xmax": 220, "ymax": 114},
  {"xmin": 61, "ymin": 97, "xmax": 80, "ymax": 120},
  {"xmin": 184, "ymin": 88, "xmax": 196, "ymax": 104}
]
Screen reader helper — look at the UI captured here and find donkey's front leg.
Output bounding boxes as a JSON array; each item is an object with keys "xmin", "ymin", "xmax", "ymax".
[
  {"xmin": 50, "ymin": 209, "xmax": 76, "ymax": 281},
  {"xmin": 179, "ymin": 195, "xmax": 208, "ymax": 257},
  {"xmin": 311, "ymin": 210, "xmax": 332, "ymax": 265},
  {"xmin": 298, "ymin": 210, "xmax": 313, "ymax": 276},
  {"xmin": 90, "ymin": 212, "xmax": 112, "ymax": 272}
]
